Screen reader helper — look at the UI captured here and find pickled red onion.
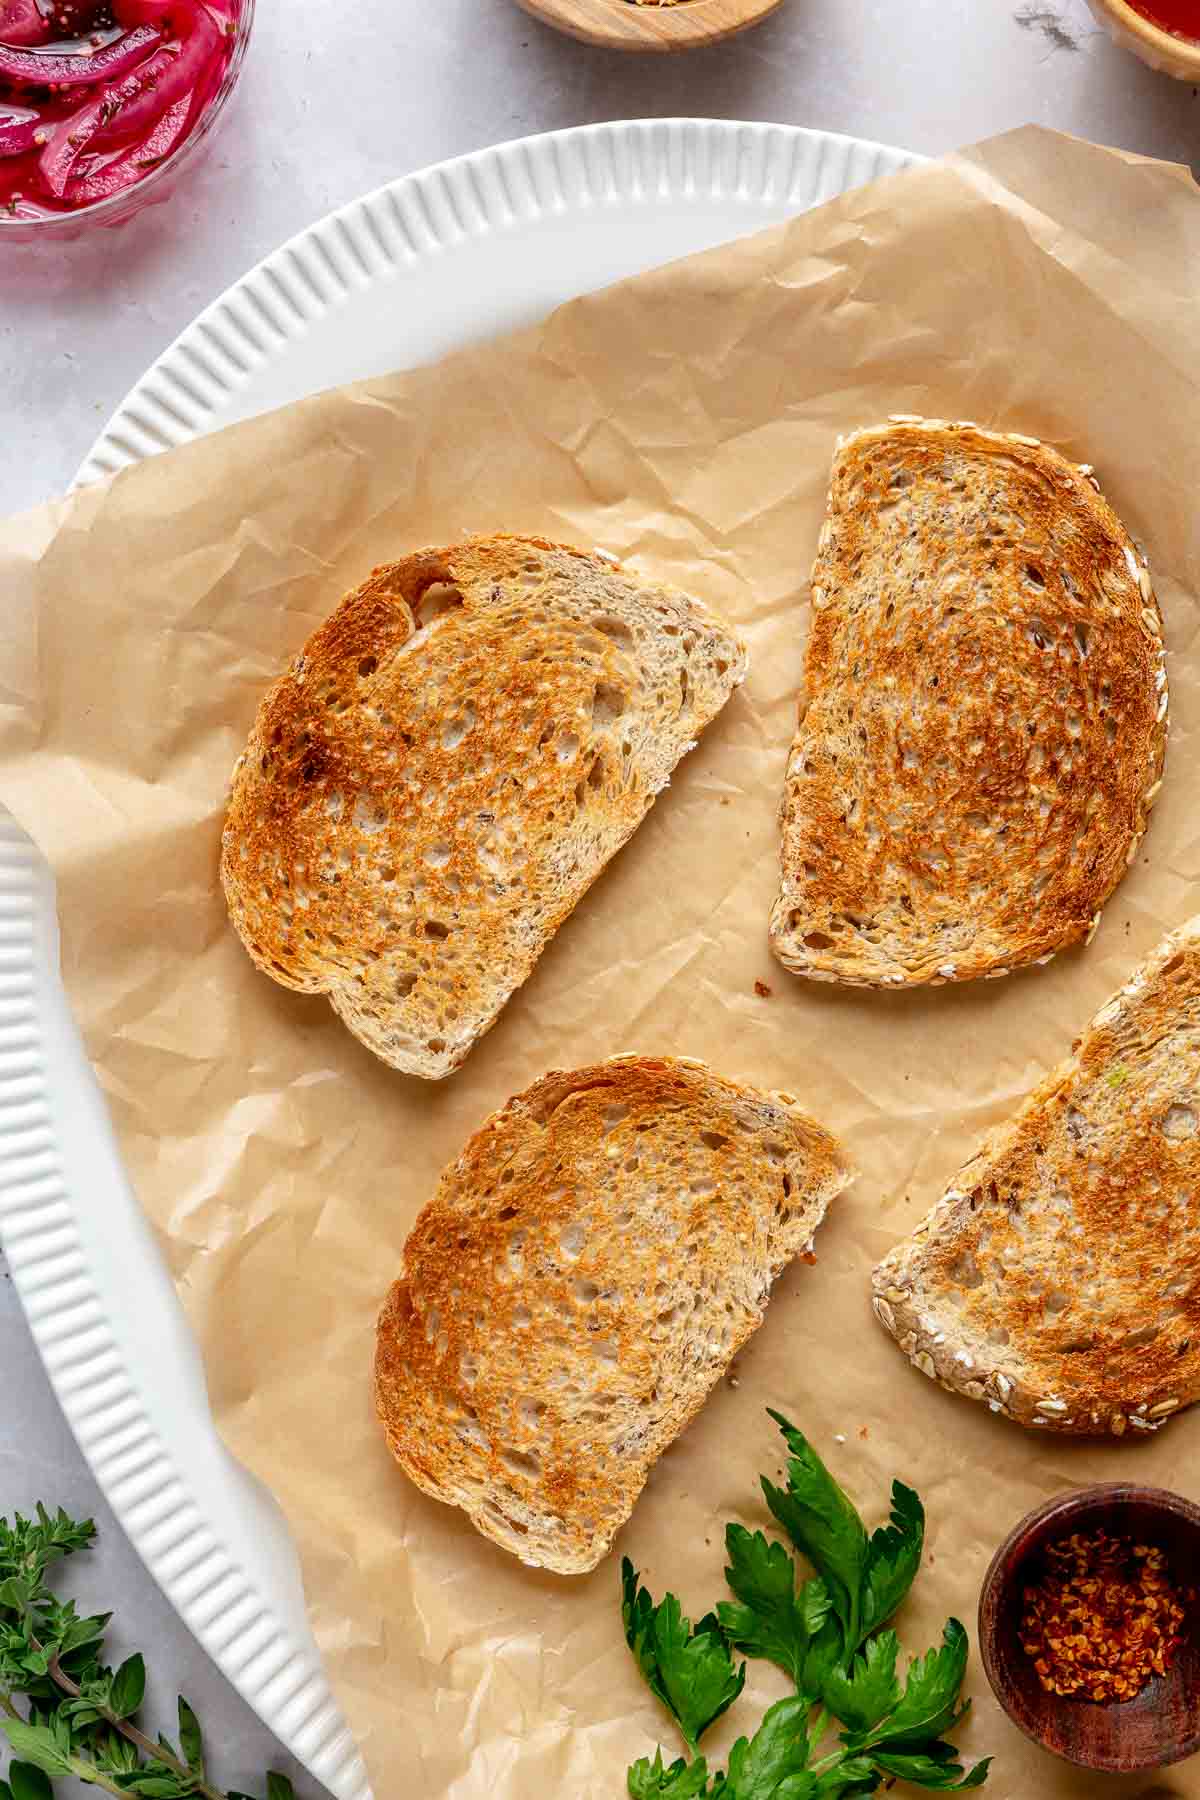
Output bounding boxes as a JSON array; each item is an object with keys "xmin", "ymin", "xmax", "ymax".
[
  {"xmin": 68, "ymin": 89, "xmax": 189, "ymax": 198},
  {"xmin": 0, "ymin": 21, "xmax": 162, "ymax": 87},
  {"xmin": 94, "ymin": 6, "xmax": 216, "ymax": 143},
  {"xmin": 0, "ymin": 0, "xmax": 50, "ymax": 45},
  {"xmin": 0, "ymin": 99, "xmax": 38, "ymax": 153},
  {"xmin": 38, "ymin": 41, "xmax": 178, "ymax": 193}
]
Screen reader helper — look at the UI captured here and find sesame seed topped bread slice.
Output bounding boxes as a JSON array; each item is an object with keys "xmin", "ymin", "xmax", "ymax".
[
  {"xmin": 872, "ymin": 916, "xmax": 1200, "ymax": 1439},
  {"xmin": 221, "ymin": 537, "xmax": 747, "ymax": 1078},
  {"xmin": 770, "ymin": 420, "xmax": 1167, "ymax": 989},
  {"xmin": 374, "ymin": 1055, "xmax": 853, "ymax": 1573}
]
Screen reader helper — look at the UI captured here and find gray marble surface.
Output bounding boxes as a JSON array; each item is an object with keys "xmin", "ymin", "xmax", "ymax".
[{"xmin": 0, "ymin": 0, "xmax": 1197, "ymax": 1793}]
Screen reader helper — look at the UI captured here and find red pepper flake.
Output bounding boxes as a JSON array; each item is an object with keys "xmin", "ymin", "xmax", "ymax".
[
  {"xmin": 754, "ymin": 979, "xmax": 772, "ymax": 999},
  {"xmin": 1020, "ymin": 1529, "xmax": 1191, "ymax": 1703}
]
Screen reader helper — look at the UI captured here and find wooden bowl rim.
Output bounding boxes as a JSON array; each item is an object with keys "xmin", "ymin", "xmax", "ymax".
[
  {"xmin": 1089, "ymin": 0, "xmax": 1200, "ymax": 68},
  {"xmin": 978, "ymin": 1484, "xmax": 1200, "ymax": 1772},
  {"xmin": 513, "ymin": 0, "xmax": 784, "ymax": 51}
]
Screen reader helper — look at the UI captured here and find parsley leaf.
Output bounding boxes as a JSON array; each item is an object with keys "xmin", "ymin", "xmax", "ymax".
[
  {"xmin": 721, "ymin": 1696, "xmax": 814, "ymax": 1799},
  {"xmin": 821, "ymin": 1631, "xmax": 900, "ymax": 1735},
  {"xmin": 620, "ymin": 1415, "xmax": 990, "ymax": 1796},
  {"xmin": 846, "ymin": 1621, "xmax": 971, "ymax": 1752},
  {"xmin": 622, "ymin": 1560, "xmax": 746, "ymax": 1752},
  {"xmin": 870, "ymin": 1746, "xmax": 992, "ymax": 1789},
  {"xmin": 762, "ymin": 1414, "xmax": 867, "ymax": 1654},
  {"xmin": 717, "ymin": 1528, "xmax": 834, "ymax": 1695},
  {"xmin": 627, "ymin": 1748, "xmax": 715, "ymax": 1797},
  {"xmin": 859, "ymin": 1482, "xmax": 924, "ymax": 1644},
  {"xmin": 812, "ymin": 1763, "xmax": 880, "ymax": 1797}
]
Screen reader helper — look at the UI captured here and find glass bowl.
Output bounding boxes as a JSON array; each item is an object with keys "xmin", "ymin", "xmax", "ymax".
[{"xmin": 0, "ymin": 0, "xmax": 255, "ymax": 243}]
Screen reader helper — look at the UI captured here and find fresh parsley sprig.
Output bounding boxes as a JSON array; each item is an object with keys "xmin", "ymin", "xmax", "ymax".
[
  {"xmin": 621, "ymin": 1413, "xmax": 991, "ymax": 1798},
  {"xmin": 0, "ymin": 1505, "xmax": 300, "ymax": 1800}
]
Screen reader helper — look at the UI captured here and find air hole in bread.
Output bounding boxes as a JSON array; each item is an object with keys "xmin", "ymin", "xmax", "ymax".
[
  {"xmin": 557, "ymin": 731, "xmax": 580, "ymax": 763},
  {"xmin": 804, "ymin": 930, "xmax": 835, "ymax": 950},
  {"xmin": 698, "ymin": 1131, "xmax": 730, "ymax": 1153},
  {"xmin": 395, "ymin": 972, "xmax": 417, "ymax": 1000},
  {"xmin": 950, "ymin": 1250, "xmax": 984, "ymax": 1289},
  {"xmin": 358, "ymin": 655, "xmax": 378, "ymax": 678},
  {"xmin": 591, "ymin": 684, "xmax": 626, "ymax": 730},
  {"xmin": 600, "ymin": 1105, "xmax": 630, "ymax": 1135},
  {"xmin": 414, "ymin": 581, "xmax": 463, "ymax": 630},
  {"xmin": 425, "ymin": 920, "xmax": 451, "ymax": 941},
  {"xmin": 591, "ymin": 1338, "xmax": 618, "ymax": 1362},
  {"xmin": 424, "ymin": 842, "xmax": 451, "ymax": 869},
  {"xmin": 1026, "ymin": 563, "xmax": 1046, "ymax": 589},
  {"xmin": 575, "ymin": 1280, "xmax": 600, "ymax": 1306},
  {"xmin": 559, "ymin": 1222, "xmax": 586, "ymax": 1258},
  {"xmin": 442, "ymin": 704, "xmax": 476, "ymax": 751},
  {"xmin": 592, "ymin": 615, "xmax": 633, "ymax": 646},
  {"xmin": 1162, "ymin": 1105, "xmax": 1197, "ymax": 1141}
]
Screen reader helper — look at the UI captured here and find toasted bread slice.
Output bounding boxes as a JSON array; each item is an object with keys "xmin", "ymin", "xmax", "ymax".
[
  {"xmin": 770, "ymin": 420, "xmax": 1167, "ymax": 988},
  {"xmin": 375, "ymin": 1055, "xmax": 852, "ymax": 1572},
  {"xmin": 872, "ymin": 917, "xmax": 1200, "ymax": 1438},
  {"xmin": 222, "ymin": 537, "xmax": 746, "ymax": 1078}
]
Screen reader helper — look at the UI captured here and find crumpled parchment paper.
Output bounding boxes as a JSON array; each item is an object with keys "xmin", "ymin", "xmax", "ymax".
[{"xmin": 0, "ymin": 126, "xmax": 1197, "ymax": 1800}]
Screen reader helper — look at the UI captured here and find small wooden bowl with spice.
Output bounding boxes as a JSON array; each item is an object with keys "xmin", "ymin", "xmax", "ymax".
[
  {"xmin": 979, "ymin": 1485, "xmax": 1200, "ymax": 1772},
  {"xmin": 512, "ymin": 0, "xmax": 785, "ymax": 52}
]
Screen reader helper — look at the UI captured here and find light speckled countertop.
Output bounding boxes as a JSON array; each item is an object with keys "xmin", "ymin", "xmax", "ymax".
[{"xmin": 0, "ymin": 1, "xmax": 1195, "ymax": 1792}]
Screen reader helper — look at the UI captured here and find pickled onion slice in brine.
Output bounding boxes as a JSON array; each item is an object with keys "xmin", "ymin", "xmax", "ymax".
[
  {"xmin": 68, "ymin": 89, "xmax": 190, "ymax": 199},
  {"xmin": 0, "ymin": 100, "xmax": 38, "ymax": 154},
  {"xmin": 94, "ymin": 6, "xmax": 218, "ymax": 145},
  {"xmin": 0, "ymin": 0, "xmax": 49, "ymax": 45},
  {"xmin": 0, "ymin": 23, "xmax": 163, "ymax": 88}
]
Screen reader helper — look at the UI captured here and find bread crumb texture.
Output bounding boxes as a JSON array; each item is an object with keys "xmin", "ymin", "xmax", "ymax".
[
  {"xmin": 376, "ymin": 1056, "xmax": 852, "ymax": 1572},
  {"xmin": 222, "ymin": 536, "xmax": 747, "ymax": 1077},
  {"xmin": 771, "ymin": 421, "xmax": 1166, "ymax": 988},
  {"xmin": 873, "ymin": 915, "xmax": 1200, "ymax": 1437}
]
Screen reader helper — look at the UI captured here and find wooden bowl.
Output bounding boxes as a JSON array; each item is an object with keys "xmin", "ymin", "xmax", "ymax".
[
  {"xmin": 512, "ymin": 0, "xmax": 785, "ymax": 52},
  {"xmin": 1084, "ymin": 0, "xmax": 1200, "ymax": 79},
  {"xmin": 979, "ymin": 1485, "xmax": 1200, "ymax": 1772}
]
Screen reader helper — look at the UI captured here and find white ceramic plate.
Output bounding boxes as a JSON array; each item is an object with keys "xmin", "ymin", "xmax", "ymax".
[{"xmin": 1, "ymin": 119, "xmax": 919, "ymax": 1800}]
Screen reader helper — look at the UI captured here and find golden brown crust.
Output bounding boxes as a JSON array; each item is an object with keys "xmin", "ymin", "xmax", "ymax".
[
  {"xmin": 770, "ymin": 421, "xmax": 1167, "ymax": 988},
  {"xmin": 221, "ymin": 536, "xmax": 747, "ymax": 1077},
  {"xmin": 872, "ymin": 916, "xmax": 1200, "ymax": 1437},
  {"xmin": 375, "ymin": 1055, "xmax": 853, "ymax": 1573}
]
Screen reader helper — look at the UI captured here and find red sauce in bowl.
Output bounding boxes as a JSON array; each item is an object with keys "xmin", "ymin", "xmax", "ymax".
[{"xmin": 1125, "ymin": 0, "xmax": 1200, "ymax": 38}]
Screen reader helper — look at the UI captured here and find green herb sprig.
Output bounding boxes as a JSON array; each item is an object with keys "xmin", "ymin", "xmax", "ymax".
[
  {"xmin": 621, "ymin": 1412, "xmax": 991, "ymax": 1798},
  {"xmin": 0, "ymin": 1505, "xmax": 300, "ymax": 1800}
]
